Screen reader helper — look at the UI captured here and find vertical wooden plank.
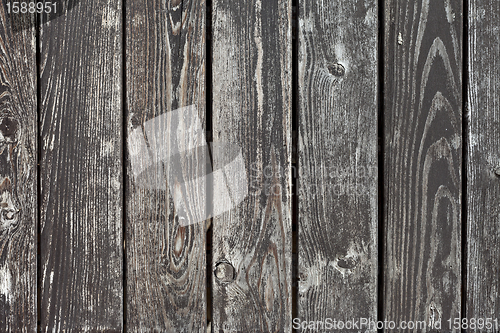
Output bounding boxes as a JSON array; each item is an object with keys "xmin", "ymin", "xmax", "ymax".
[
  {"xmin": 0, "ymin": 5, "xmax": 37, "ymax": 332},
  {"xmin": 384, "ymin": 0, "xmax": 462, "ymax": 330},
  {"xmin": 125, "ymin": 0, "xmax": 207, "ymax": 331},
  {"xmin": 297, "ymin": 0, "xmax": 379, "ymax": 328},
  {"xmin": 39, "ymin": 0, "xmax": 123, "ymax": 330},
  {"xmin": 211, "ymin": 0, "xmax": 292, "ymax": 331},
  {"xmin": 467, "ymin": 0, "xmax": 500, "ymax": 327}
]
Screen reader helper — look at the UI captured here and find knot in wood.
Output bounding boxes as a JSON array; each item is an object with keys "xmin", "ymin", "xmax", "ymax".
[
  {"xmin": 327, "ymin": 63, "xmax": 345, "ymax": 77},
  {"xmin": 337, "ymin": 257, "xmax": 358, "ymax": 269},
  {"xmin": 214, "ymin": 262, "xmax": 235, "ymax": 282},
  {"xmin": 495, "ymin": 166, "xmax": 500, "ymax": 177},
  {"xmin": 0, "ymin": 117, "xmax": 19, "ymax": 143}
]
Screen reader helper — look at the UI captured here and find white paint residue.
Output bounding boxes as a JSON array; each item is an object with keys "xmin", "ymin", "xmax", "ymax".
[
  {"xmin": 111, "ymin": 177, "xmax": 120, "ymax": 192},
  {"xmin": 398, "ymin": 32, "xmax": 403, "ymax": 45},
  {"xmin": 49, "ymin": 134, "xmax": 55, "ymax": 151},
  {"xmin": 445, "ymin": 1, "xmax": 455, "ymax": 23},
  {"xmin": 102, "ymin": 140, "xmax": 115, "ymax": 156},
  {"xmin": 334, "ymin": 44, "xmax": 349, "ymax": 72},
  {"xmin": 451, "ymin": 133, "xmax": 461, "ymax": 150},
  {"xmin": 0, "ymin": 266, "xmax": 11, "ymax": 302},
  {"xmin": 468, "ymin": 133, "xmax": 479, "ymax": 148},
  {"xmin": 364, "ymin": 6, "xmax": 376, "ymax": 26},
  {"xmin": 254, "ymin": 0, "xmax": 264, "ymax": 115},
  {"xmin": 102, "ymin": 6, "xmax": 119, "ymax": 29}
]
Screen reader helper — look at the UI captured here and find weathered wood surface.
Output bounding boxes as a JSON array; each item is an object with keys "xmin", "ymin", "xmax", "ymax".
[
  {"xmin": 467, "ymin": 0, "xmax": 500, "ymax": 325},
  {"xmin": 297, "ymin": 0, "xmax": 378, "ymax": 328},
  {"xmin": 125, "ymin": 0, "xmax": 207, "ymax": 331},
  {"xmin": 38, "ymin": 0, "xmax": 123, "ymax": 330},
  {"xmin": 384, "ymin": 0, "xmax": 462, "ymax": 330},
  {"xmin": 211, "ymin": 0, "xmax": 292, "ymax": 331},
  {"xmin": 0, "ymin": 5, "xmax": 37, "ymax": 332}
]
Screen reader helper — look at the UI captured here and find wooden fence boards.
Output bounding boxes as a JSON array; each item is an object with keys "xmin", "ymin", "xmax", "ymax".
[
  {"xmin": 467, "ymin": 0, "xmax": 500, "ymax": 324},
  {"xmin": 297, "ymin": 0, "xmax": 379, "ymax": 327},
  {"xmin": 384, "ymin": 0, "xmax": 463, "ymax": 329},
  {"xmin": 125, "ymin": 0, "xmax": 207, "ymax": 332},
  {"xmin": 38, "ymin": 0, "xmax": 123, "ymax": 330},
  {"xmin": 0, "ymin": 6, "xmax": 37, "ymax": 332},
  {"xmin": 0, "ymin": 0, "xmax": 499, "ymax": 331},
  {"xmin": 211, "ymin": 0, "xmax": 292, "ymax": 331}
]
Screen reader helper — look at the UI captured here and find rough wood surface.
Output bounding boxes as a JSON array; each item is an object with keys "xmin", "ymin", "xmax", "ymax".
[
  {"xmin": 297, "ymin": 0, "xmax": 378, "ymax": 328},
  {"xmin": 125, "ymin": 0, "xmax": 207, "ymax": 331},
  {"xmin": 0, "ymin": 5, "xmax": 37, "ymax": 332},
  {"xmin": 467, "ymin": 0, "xmax": 500, "ymax": 324},
  {"xmin": 211, "ymin": 0, "xmax": 292, "ymax": 331},
  {"xmin": 384, "ymin": 0, "xmax": 462, "ymax": 330},
  {"xmin": 38, "ymin": 0, "xmax": 123, "ymax": 330}
]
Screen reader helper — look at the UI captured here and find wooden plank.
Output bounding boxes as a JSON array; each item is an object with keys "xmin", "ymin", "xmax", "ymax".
[
  {"xmin": 125, "ymin": 0, "xmax": 207, "ymax": 331},
  {"xmin": 384, "ymin": 0, "xmax": 462, "ymax": 329},
  {"xmin": 467, "ymin": 0, "xmax": 500, "ymax": 326},
  {"xmin": 0, "ymin": 5, "xmax": 37, "ymax": 332},
  {"xmin": 211, "ymin": 0, "xmax": 292, "ymax": 331},
  {"xmin": 38, "ymin": 0, "xmax": 123, "ymax": 330},
  {"xmin": 297, "ymin": 0, "xmax": 379, "ymax": 328}
]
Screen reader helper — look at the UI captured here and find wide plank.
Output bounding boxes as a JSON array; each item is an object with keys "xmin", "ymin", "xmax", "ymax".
[
  {"xmin": 125, "ymin": 0, "xmax": 207, "ymax": 331},
  {"xmin": 384, "ymin": 0, "xmax": 462, "ymax": 330},
  {"xmin": 467, "ymin": 0, "xmax": 500, "ymax": 327},
  {"xmin": 211, "ymin": 0, "xmax": 293, "ymax": 331},
  {"xmin": 297, "ymin": 0, "xmax": 379, "ymax": 329},
  {"xmin": 38, "ymin": 0, "xmax": 123, "ymax": 330},
  {"xmin": 0, "ymin": 5, "xmax": 37, "ymax": 332}
]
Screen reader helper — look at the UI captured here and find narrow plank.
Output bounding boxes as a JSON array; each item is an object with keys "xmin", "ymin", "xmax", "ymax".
[
  {"xmin": 211, "ymin": 0, "xmax": 292, "ymax": 331},
  {"xmin": 297, "ymin": 0, "xmax": 379, "ymax": 328},
  {"xmin": 39, "ymin": 0, "xmax": 123, "ymax": 330},
  {"xmin": 384, "ymin": 0, "xmax": 462, "ymax": 330},
  {"xmin": 125, "ymin": 0, "xmax": 207, "ymax": 331},
  {"xmin": 0, "ymin": 5, "xmax": 37, "ymax": 332},
  {"xmin": 467, "ymin": 0, "xmax": 500, "ymax": 326}
]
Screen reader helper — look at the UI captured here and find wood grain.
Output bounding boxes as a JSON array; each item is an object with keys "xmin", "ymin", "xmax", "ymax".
[
  {"xmin": 297, "ymin": 0, "xmax": 379, "ymax": 328},
  {"xmin": 211, "ymin": 0, "xmax": 292, "ymax": 331},
  {"xmin": 125, "ymin": 0, "xmax": 207, "ymax": 331},
  {"xmin": 467, "ymin": 0, "xmax": 500, "ymax": 326},
  {"xmin": 384, "ymin": 0, "xmax": 462, "ymax": 330},
  {"xmin": 38, "ymin": 0, "xmax": 123, "ymax": 330},
  {"xmin": 0, "ymin": 4, "xmax": 36, "ymax": 332}
]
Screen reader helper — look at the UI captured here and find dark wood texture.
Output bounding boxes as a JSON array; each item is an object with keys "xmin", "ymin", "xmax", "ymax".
[
  {"xmin": 125, "ymin": 0, "xmax": 207, "ymax": 331},
  {"xmin": 38, "ymin": 0, "xmax": 123, "ymax": 330},
  {"xmin": 211, "ymin": 0, "xmax": 292, "ymax": 331},
  {"xmin": 467, "ymin": 0, "xmax": 500, "ymax": 325},
  {"xmin": 384, "ymin": 0, "xmax": 462, "ymax": 329},
  {"xmin": 0, "ymin": 5, "xmax": 37, "ymax": 332},
  {"xmin": 297, "ymin": 0, "xmax": 379, "ymax": 327}
]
